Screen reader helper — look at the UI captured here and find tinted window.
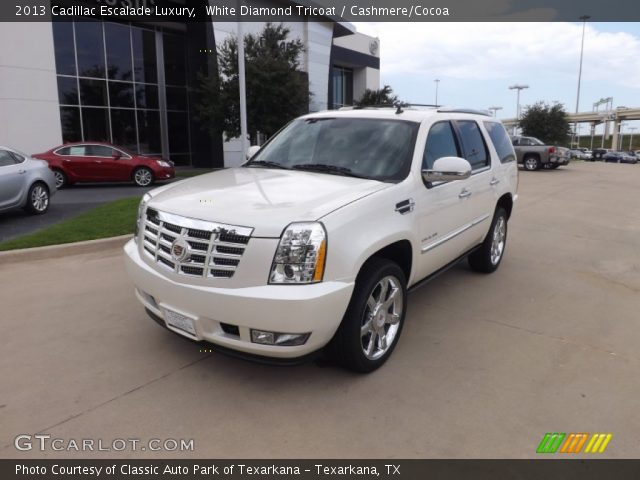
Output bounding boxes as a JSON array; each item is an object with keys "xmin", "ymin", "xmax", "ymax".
[
  {"xmin": 138, "ymin": 110, "xmax": 162, "ymax": 154},
  {"xmin": 105, "ymin": 23, "xmax": 133, "ymax": 81},
  {"xmin": 0, "ymin": 150, "xmax": 17, "ymax": 167},
  {"xmin": 75, "ymin": 21, "xmax": 105, "ymax": 77},
  {"xmin": 57, "ymin": 76, "xmax": 78, "ymax": 105},
  {"xmin": 251, "ymin": 118, "xmax": 418, "ymax": 182},
  {"xmin": 456, "ymin": 121, "xmax": 489, "ymax": 170},
  {"xmin": 79, "ymin": 79, "xmax": 108, "ymax": 107},
  {"xmin": 136, "ymin": 84, "xmax": 159, "ymax": 109},
  {"xmin": 132, "ymin": 28, "xmax": 157, "ymax": 84},
  {"xmin": 423, "ymin": 121, "xmax": 459, "ymax": 170},
  {"xmin": 60, "ymin": 107, "xmax": 81, "ymax": 143},
  {"xmin": 82, "ymin": 108, "xmax": 110, "ymax": 142},
  {"xmin": 484, "ymin": 122, "xmax": 516, "ymax": 163},
  {"xmin": 52, "ymin": 22, "xmax": 76, "ymax": 76},
  {"xmin": 111, "ymin": 109, "xmax": 137, "ymax": 151},
  {"xmin": 108, "ymin": 82, "xmax": 134, "ymax": 108},
  {"xmin": 9, "ymin": 151, "xmax": 25, "ymax": 164},
  {"xmin": 86, "ymin": 145, "xmax": 115, "ymax": 157}
]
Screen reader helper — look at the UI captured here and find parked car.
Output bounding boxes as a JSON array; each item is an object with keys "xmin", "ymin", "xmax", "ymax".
[
  {"xmin": 510, "ymin": 135, "xmax": 570, "ymax": 170},
  {"xmin": 0, "ymin": 146, "xmax": 57, "ymax": 215},
  {"xmin": 124, "ymin": 107, "xmax": 518, "ymax": 372},
  {"xmin": 603, "ymin": 152, "xmax": 638, "ymax": 164},
  {"xmin": 569, "ymin": 149, "xmax": 592, "ymax": 160},
  {"xmin": 32, "ymin": 142, "xmax": 175, "ymax": 189},
  {"xmin": 592, "ymin": 148, "xmax": 611, "ymax": 161}
]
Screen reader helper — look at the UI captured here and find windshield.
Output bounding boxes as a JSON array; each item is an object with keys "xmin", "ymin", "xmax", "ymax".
[{"xmin": 245, "ymin": 117, "xmax": 419, "ymax": 182}]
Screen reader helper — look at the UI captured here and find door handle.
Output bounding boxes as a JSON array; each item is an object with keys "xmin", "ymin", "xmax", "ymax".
[
  {"xmin": 490, "ymin": 177, "xmax": 500, "ymax": 186},
  {"xmin": 18, "ymin": 169, "xmax": 26, "ymax": 174},
  {"xmin": 459, "ymin": 188, "xmax": 472, "ymax": 199}
]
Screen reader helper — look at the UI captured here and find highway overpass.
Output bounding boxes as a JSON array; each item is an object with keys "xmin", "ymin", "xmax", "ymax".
[{"xmin": 502, "ymin": 107, "xmax": 640, "ymax": 150}]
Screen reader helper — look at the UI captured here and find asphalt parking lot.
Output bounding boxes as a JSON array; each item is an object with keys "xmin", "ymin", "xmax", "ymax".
[
  {"xmin": 1, "ymin": 161, "xmax": 639, "ymax": 459},
  {"xmin": 0, "ymin": 183, "xmax": 159, "ymax": 243}
]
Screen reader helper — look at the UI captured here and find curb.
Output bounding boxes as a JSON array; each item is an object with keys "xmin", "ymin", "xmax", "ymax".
[{"xmin": 0, "ymin": 234, "xmax": 133, "ymax": 266}]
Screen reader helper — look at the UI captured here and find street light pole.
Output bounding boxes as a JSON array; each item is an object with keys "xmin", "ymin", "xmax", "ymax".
[
  {"xmin": 237, "ymin": 2, "xmax": 249, "ymax": 161},
  {"xmin": 574, "ymin": 15, "xmax": 590, "ymax": 147},
  {"xmin": 509, "ymin": 84, "xmax": 529, "ymax": 135},
  {"xmin": 434, "ymin": 79, "xmax": 440, "ymax": 106},
  {"xmin": 489, "ymin": 106, "xmax": 503, "ymax": 117},
  {"xmin": 629, "ymin": 127, "xmax": 637, "ymax": 150}
]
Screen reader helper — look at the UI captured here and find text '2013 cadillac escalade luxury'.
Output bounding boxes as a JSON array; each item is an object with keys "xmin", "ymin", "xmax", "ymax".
[{"xmin": 124, "ymin": 106, "xmax": 518, "ymax": 372}]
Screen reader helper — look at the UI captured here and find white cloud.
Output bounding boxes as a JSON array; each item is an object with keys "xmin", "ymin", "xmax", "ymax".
[{"xmin": 354, "ymin": 22, "xmax": 640, "ymax": 89}]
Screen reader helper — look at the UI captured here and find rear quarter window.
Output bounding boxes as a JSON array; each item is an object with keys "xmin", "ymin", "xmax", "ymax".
[{"xmin": 484, "ymin": 122, "xmax": 516, "ymax": 163}]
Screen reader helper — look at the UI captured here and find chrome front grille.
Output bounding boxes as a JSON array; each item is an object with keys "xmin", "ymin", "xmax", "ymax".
[{"xmin": 141, "ymin": 208, "xmax": 253, "ymax": 279}]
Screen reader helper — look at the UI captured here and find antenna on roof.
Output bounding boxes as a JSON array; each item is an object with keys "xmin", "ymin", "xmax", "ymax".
[{"xmin": 394, "ymin": 101, "xmax": 404, "ymax": 115}]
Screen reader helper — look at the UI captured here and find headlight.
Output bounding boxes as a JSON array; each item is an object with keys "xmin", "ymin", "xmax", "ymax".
[
  {"xmin": 134, "ymin": 193, "xmax": 152, "ymax": 241},
  {"xmin": 156, "ymin": 160, "xmax": 171, "ymax": 168},
  {"xmin": 269, "ymin": 222, "xmax": 327, "ymax": 284}
]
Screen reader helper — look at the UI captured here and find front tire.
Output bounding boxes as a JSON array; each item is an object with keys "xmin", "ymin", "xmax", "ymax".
[
  {"xmin": 523, "ymin": 156, "xmax": 540, "ymax": 171},
  {"xmin": 133, "ymin": 167, "xmax": 154, "ymax": 187},
  {"xmin": 468, "ymin": 207, "xmax": 508, "ymax": 273},
  {"xmin": 329, "ymin": 258, "xmax": 407, "ymax": 373},
  {"xmin": 25, "ymin": 182, "xmax": 50, "ymax": 215}
]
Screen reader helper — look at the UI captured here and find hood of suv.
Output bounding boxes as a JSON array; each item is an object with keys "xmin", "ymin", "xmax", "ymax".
[{"xmin": 147, "ymin": 167, "xmax": 391, "ymax": 237}]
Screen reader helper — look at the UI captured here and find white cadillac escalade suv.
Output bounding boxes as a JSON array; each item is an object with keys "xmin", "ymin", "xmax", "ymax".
[{"xmin": 124, "ymin": 106, "xmax": 518, "ymax": 372}]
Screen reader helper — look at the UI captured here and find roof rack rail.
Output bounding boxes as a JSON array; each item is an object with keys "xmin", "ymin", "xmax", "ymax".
[{"xmin": 436, "ymin": 107, "xmax": 492, "ymax": 116}]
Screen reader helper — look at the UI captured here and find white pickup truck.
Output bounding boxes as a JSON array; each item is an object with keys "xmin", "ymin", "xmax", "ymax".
[{"xmin": 124, "ymin": 106, "xmax": 518, "ymax": 372}]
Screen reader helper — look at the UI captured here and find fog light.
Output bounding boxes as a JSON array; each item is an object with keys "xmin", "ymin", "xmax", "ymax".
[{"xmin": 251, "ymin": 329, "xmax": 310, "ymax": 346}]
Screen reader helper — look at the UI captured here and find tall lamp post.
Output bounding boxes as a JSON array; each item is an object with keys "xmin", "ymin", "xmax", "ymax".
[
  {"xmin": 489, "ymin": 106, "xmax": 503, "ymax": 117},
  {"xmin": 237, "ymin": 2, "xmax": 248, "ymax": 161},
  {"xmin": 509, "ymin": 84, "xmax": 529, "ymax": 135},
  {"xmin": 434, "ymin": 79, "xmax": 440, "ymax": 106},
  {"xmin": 629, "ymin": 127, "xmax": 638, "ymax": 150},
  {"xmin": 574, "ymin": 15, "xmax": 590, "ymax": 147}
]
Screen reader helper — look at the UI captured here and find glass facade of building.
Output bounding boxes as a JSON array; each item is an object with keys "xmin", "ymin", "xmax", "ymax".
[
  {"xmin": 52, "ymin": 21, "xmax": 193, "ymax": 165},
  {"xmin": 331, "ymin": 66, "xmax": 353, "ymax": 108}
]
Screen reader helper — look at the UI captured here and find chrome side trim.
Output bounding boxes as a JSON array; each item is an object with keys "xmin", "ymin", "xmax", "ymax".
[{"xmin": 421, "ymin": 213, "xmax": 491, "ymax": 254}]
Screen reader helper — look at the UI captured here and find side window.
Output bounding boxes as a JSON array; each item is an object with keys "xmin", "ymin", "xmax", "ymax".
[
  {"xmin": 455, "ymin": 120, "xmax": 489, "ymax": 170},
  {"xmin": 484, "ymin": 121, "xmax": 516, "ymax": 163},
  {"xmin": 55, "ymin": 147, "xmax": 71, "ymax": 155},
  {"xmin": 68, "ymin": 146, "xmax": 86, "ymax": 156},
  {"xmin": 422, "ymin": 121, "xmax": 460, "ymax": 170},
  {"xmin": 520, "ymin": 138, "xmax": 532, "ymax": 146},
  {"xmin": 8, "ymin": 151, "xmax": 26, "ymax": 164},
  {"xmin": 86, "ymin": 145, "xmax": 114, "ymax": 157},
  {"xmin": 510, "ymin": 137, "xmax": 519, "ymax": 146},
  {"xmin": 0, "ymin": 150, "xmax": 17, "ymax": 167}
]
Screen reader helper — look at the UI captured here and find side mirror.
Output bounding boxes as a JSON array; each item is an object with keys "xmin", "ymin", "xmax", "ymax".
[
  {"xmin": 246, "ymin": 145, "xmax": 260, "ymax": 160},
  {"xmin": 422, "ymin": 156, "xmax": 472, "ymax": 183},
  {"xmin": 112, "ymin": 151, "xmax": 122, "ymax": 160}
]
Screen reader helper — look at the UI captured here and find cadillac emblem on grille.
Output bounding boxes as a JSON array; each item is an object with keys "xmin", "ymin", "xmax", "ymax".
[{"xmin": 171, "ymin": 238, "xmax": 191, "ymax": 262}]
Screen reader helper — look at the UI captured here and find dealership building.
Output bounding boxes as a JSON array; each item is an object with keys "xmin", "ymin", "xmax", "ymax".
[{"xmin": 0, "ymin": 2, "xmax": 380, "ymax": 168}]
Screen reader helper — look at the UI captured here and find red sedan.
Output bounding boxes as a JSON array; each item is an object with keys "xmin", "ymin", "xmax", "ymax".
[{"xmin": 32, "ymin": 142, "xmax": 175, "ymax": 188}]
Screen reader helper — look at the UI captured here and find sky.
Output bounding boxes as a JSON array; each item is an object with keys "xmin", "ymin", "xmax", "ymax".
[{"xmin": 354, "ymin": 22, "xmax": 640, "ymax": 136}]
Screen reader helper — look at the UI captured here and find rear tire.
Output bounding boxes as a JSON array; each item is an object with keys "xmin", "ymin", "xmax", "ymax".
[
  {"xmin": 468, "ymin": 207, "xmax": 508, "ymax": 273},
  {"xmin": 329, "ymin": 258, "xmax": 407, "ymax": 373},
  {"xmin": 25, "ymin": 182, "xmax": 50, "ymax": 215},
  {"xmin": 523, "ymin": 156, "xmax": 540, "ymax": 171},
  {"xmin": 52, "ymin": 169, "xmax": 67, "ymax": 189}
]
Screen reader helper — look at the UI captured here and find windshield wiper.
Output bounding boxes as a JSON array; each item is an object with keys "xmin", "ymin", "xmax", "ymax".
[
  {"xmin": 245, "ymin": 160, "xmax": 290, "ymax": 170},
  {"xmin": 291, "ymin": 163, "xmax": 369, "ymax": 179}
]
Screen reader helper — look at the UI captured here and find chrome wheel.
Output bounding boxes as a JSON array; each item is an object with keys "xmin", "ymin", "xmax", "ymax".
[
  {"xmin": 53, "ymin": 170, "xmax": 65, "ymax": 189},
  {"xmin": 524, "ymin": 157, "xmax": 539, "ymax": 170},
  {"xmin": 31, "ymin": 185, "xmax": 49, "ymax": 212},
  {"xmin": 360, "ymin": 275, "xmax": 403, "ymax": 360},
  {"xmin": 490, "ymin": 216, "xmax": 506, "ymax": 265},
  {"xmin": 134, "ymin": 168, "xmax": 152, "ymax": 187}
]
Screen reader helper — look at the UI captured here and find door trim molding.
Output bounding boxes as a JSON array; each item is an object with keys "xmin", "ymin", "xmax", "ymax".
[{"xmin": 421, "ymin": 213, "xmax": 491, "ymax": 254}]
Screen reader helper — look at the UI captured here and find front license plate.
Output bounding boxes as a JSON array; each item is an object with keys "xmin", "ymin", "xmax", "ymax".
[{"xmin": 164, "ymin": 308, "xmax": 196, "ymax": 336}]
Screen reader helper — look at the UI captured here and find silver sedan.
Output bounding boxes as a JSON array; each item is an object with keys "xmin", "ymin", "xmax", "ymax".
[{"xmin": 0, "ymin": 146, "xmax": 57, "ymax": 215}]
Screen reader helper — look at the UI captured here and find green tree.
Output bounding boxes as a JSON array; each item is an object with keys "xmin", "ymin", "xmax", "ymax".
[
  {"xmin": 519, "ymin": 102, "xmax": 571, "ymax": 145},
  {"xmin": 355, "ymin": 85, "xmax": 400, "ymax": 107},
  {"xmin": 196, "ymin": 23, "xmax": 309, "ymax": 142}
]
